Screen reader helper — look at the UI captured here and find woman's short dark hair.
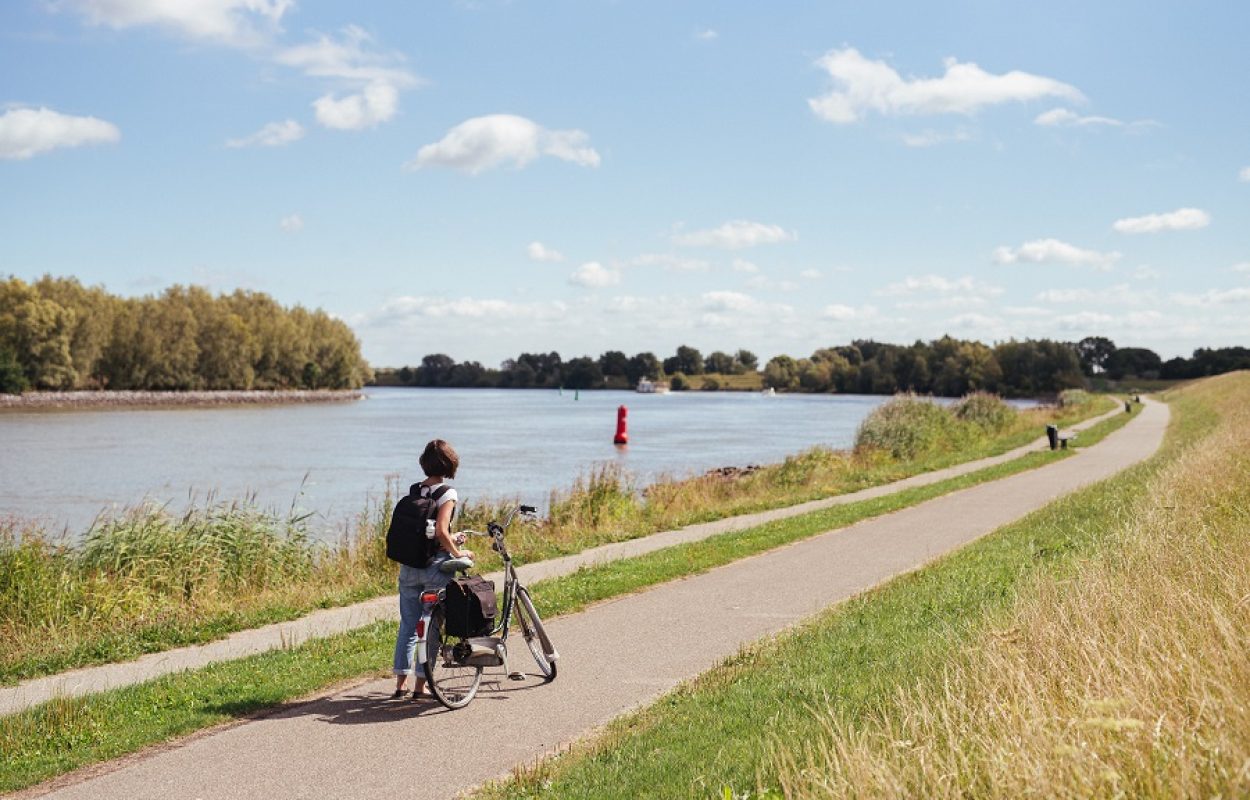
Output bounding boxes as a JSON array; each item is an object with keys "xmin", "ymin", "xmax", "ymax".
[{"xmin": 419, "ymin": 439, "xmax": 459, "ymax": 479}]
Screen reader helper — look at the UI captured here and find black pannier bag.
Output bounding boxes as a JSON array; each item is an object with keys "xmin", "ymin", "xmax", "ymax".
[
  {"xmin": 444, "ymin": 576, "xmax": 497, "ymax": 638},
  {"xmin": 386, "ymin": 484, "xmax": 451, "ymax": 568}
]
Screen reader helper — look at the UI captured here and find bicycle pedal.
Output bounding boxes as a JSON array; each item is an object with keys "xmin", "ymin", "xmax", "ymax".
[{"xmin": 507, "ymin": 671, "xmax": 526, "ymax": 681}]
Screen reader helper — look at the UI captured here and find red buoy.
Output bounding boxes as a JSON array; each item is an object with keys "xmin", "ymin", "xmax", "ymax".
[{"xmin": 614, "ymin": 404, "xmax": 629, "ymax": 445}]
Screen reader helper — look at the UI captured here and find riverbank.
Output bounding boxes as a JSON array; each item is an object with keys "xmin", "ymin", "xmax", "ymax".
[
  {"xmin": 0, "ymin": 389, "xmax": 365, "ymax": 410},
  {"xmin": 0, "ymin": 393, "xmax": 1113, "ymax": 685}
]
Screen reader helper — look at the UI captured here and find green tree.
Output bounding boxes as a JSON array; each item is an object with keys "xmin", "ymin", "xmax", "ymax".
[
  {"xmin": 704, "ymin": 350, "xmax": 735, "ymax": 374},
  {"xmin": 763, "ymin": 355, "xmax": 799, "ymax": 390},
  {"xmin": 734, "ymin": 349, "xmax": 759, "ymax": 373},
  {"xmin": 0, "ymin": 347, "xmax": 27, "ymax": 394}
]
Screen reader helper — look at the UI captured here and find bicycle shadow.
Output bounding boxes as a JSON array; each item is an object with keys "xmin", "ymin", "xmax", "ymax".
[{"xmin": 233, "ymin": 670, "xmax": 555, "ymax": 727}]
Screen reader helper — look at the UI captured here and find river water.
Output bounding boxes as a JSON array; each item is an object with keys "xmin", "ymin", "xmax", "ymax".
[{"xmin": 0, "ymin": 388, "xmax": 1002, "ymax": 539}]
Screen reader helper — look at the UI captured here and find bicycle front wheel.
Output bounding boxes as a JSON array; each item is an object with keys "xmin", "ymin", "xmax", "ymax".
[
  {"xmin": 515, "ymin": 586, "xmax": 557, "ymax": 682},
  {"xmin": 423, "ymin": 606, "xmax": 483, "ymax": 709}
]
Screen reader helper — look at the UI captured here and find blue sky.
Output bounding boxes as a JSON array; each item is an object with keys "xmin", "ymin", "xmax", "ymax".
[{"xmin": 2, "ymin": 1, "xmax": 1247, "ymax": 366}]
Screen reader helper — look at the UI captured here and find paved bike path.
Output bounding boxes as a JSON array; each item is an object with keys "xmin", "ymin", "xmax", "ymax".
[
  {"xmin": 0, "ymin": 404, "xmax": 1122, "ymax": 717},
  {"xmin": 28, "ymin": 401, "xmax": 1166, "ymax": 800}
]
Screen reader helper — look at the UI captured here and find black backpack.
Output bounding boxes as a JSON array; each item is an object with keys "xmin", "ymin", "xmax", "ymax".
[
  {"xmin": 386, "ymin": 483, "xmax": 452, "ymax": 568},
  {"xmin": 444, "ymin": 576, "xmax": 497, "ymax": 638}
]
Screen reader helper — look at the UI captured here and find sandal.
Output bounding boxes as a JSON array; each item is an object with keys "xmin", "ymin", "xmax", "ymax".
[{"xmin": 390, "ymin": 689, "xmax": 406, "ymax": 699}]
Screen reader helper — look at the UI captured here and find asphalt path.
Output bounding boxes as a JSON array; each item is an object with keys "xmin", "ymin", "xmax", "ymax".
[{"xmin": 25, "ymin": 401, "xmax": 1166, "ymax": 800}]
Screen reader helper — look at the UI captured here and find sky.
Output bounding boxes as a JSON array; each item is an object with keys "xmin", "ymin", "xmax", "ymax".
[{"xmin": 1, "ymin": 1, "xmax": 1248, "ymax": 367}]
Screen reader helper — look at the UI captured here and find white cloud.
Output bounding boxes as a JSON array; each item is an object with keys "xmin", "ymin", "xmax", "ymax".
[
  {"xmin": 745, "ymin": 276, "xmax": 799, "ymax": 292},
  {"xmin": 569, "ymin": 261, "xmax": 620, "ymax": 288},
  {"xmin": 1052, "ymin": 311, "xmax": 1114, "ymax": 331},
  {"xmin": 901, "ymin": 128, "xmax": 973, "ymax": 147},
  {"xmin": 226, "ymin": 119, "xmax": 303, "ymax": 148},
  {"xmin": 799, "ymin": 269, "xmax": 822, "ymax": 279},
  {"xmin": 1113, "ymin": 208, "xmax": 1210, "ymax": 234},
  {"xmin": 357, "ymin": 295, "xmax": 568, "ymax": 328},
  {"xmin": 879, "ymin": 274, "xmax": 1003, "ymax": 298},
  {"xmin": 948, "ymin": 312, "xmax": 1004, "ymax": 330},
  {"xmin": 694, "ymin": 28, "xmax": 718, "ymax": 41},
  {"xmin": 279, "ymin": 213, "xmax": 303, "ymax": 232},
  {"xmin": 1231, "ymin": 262, "xmax": 1250, "ymax": 273},
  {"xmin": 0, "ymin": 106, "xmax": 120, "ymax": 160},
  {"xmin": 808, "ymin": 48, "xmax": 1083, "ymax": 124},
  {"xmin": 1036, "ymin": 284, "xmax": 1154, "ymax": 306},
  {"xmin": 992, "ymin": 238, "xmax": 1121, "ymax": 269},
  {"xmin": 822, "ymin": 303, "xmax": 877, "ymax": 321},
  {"xmin": 630, "ymin": 253, "xmax": 710, "ymax": 272},
  {"xmin": 732, "ymin": 258, "xmax": 759, "ymax": 274},
  {"xmin": 1032, "ymin": 107, "xmax": 1151, "ymax": 129},
  {"xmin": 701, "ymin": 290, "xmax": 756, "ymax": 312},
  {"xmin": 313, "ymin": 83, "xmax": 398, "ymax": 130},
  {"xmin": 673, "ymin": 220, "xmax": 796, "ymax": 249},
  {"xmin": 57, "ymin": 0, "xmax": 292, "ymax": 46},
  {"xmin": 275, "ymin": 26, "xmax": 420, "ymax": 131},
  {"xmin": 1239, "ymin": 167, "xmax": 1250, "ymax": 182},
  {"xmin": 275, "ymin": 25, "xmax": 419, "ymax": 87},
  {"xmin": 408, "ymin": 114, "xmax": 600, "ymax": 174},
  {"xmin": 1171, "ymin": 287, "xmax": 1250, "ymax": 307},
  {"xmin": 527, "ymin": 241, "xmax": 564, "ymax": 262},
  {"xmin": 1132, "ymin": 265, "xmax": 1162, "ymax": 281}
]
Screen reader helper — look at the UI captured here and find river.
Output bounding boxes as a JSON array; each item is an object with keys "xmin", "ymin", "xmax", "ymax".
[{"xmin": 0, "ymin": 388, "xmax": 1024, "ymax": 539}]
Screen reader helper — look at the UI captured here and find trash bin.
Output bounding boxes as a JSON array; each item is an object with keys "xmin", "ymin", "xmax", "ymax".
[{"xmin": 1046, "ymin": 424, "xmax": 1059, "ymax": 450}]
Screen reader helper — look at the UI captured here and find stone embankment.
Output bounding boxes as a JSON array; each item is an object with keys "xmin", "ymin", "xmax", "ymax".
[{"xmin": 0, "ymin": 390, "xmax": 364, "ymax": 410}]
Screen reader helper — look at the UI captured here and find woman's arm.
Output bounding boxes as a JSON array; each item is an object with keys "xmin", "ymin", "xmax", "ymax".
[{"xmin": 433, "ymin": 500, "xmax": 472, "ymax": 559}]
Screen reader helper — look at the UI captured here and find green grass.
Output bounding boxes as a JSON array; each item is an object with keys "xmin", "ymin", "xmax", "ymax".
[
  {"xmin": 1, "ymin": 394, "xmax": 1114, "ymax": 685},
  {"xmin": 470, "ymin": 394, "xmax": 1205, "ymax": 798},
  {"xmin": 0, "ymin": 404, "xmax": 1138, "ymax": 794}
]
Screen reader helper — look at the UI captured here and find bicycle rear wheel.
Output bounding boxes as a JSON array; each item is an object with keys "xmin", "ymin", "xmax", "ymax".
[
  {"xmin": 423, "ymin": 606, "xmax": 483, "ymax": 709},
  {"xmin": 515, "ymin": 586, "xmax": 557, "ymax": 682}
]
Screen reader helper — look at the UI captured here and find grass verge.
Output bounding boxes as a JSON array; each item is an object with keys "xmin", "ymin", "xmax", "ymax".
[
  {"xmin": 470, "ymin": 382, "xmax": 1224, "ymax": 798},
  {"xmin": 1, "ymin": 394, "xmax": 1114, "ymax": 684},
  {"xmin": 0, "ymin": 403, "xmax": 1135, "ymax": 793}
]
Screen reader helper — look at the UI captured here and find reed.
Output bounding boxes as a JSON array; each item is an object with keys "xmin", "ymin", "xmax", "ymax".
[{"xmin": 0, "ymin": 392, "xmax": 1113, "ymax": 684}]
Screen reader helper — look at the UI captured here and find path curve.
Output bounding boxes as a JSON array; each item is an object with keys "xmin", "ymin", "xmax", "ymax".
[{"xmin": 26, "ymin": 400, "xmax": 1166, "ymax": 800}]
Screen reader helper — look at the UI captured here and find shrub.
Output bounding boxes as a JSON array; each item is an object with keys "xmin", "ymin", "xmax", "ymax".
[
  {"xmin": 855, "ymin": 393, "xmax": 951, "ymax": 460},
  {"xmin": 952, "ymin": 391, "xmax": 1016, "ymax": 432},
  {"xmin": 701, "ymin": 376, "xmax": 721, "ymax": 391},
  {"xmin": 0, "ymin": 348, "xmax": 26, "ymax": 395},
  {"xmin": 1058, "ymin": 388, "xmax": 1092, "ymax": 407},
  {"xmin": 670, "ymin": 373, "xmax": 689, "ymax": 391}
]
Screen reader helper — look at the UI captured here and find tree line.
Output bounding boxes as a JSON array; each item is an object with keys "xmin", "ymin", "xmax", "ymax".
[
  {"xmin": 0, "ymin": 276, "xmax": 372, "ymax": 393},
  {"xmin": 382, "ymin": 336, "xmax": 1250, "ymax": 397}
]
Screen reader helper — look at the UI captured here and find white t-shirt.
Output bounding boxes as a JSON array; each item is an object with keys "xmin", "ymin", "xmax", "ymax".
[{"xmin": 417, "ymin": 482, "xmax": 458, "ymax": 510}]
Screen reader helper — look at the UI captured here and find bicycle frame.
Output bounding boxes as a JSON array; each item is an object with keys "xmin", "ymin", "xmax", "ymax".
[{"xmin": 414, "ymin": 504, "xmax": 530, "ymax": 668}]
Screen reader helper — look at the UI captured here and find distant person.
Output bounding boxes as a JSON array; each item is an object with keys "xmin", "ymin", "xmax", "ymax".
[{"xmin": 392, "ymin": 439, "xmax": 474, "ymax": 700}]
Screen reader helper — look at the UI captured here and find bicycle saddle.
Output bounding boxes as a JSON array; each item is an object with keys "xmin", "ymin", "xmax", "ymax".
[{"xmin": 439, "ymin": 556, "xmax": 475, "ymax": 574}]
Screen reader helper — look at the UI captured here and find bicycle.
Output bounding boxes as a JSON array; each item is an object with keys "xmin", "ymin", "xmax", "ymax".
[{"xmin": 415, "ymin": 503, "xmax": 559, "ymax": 710}]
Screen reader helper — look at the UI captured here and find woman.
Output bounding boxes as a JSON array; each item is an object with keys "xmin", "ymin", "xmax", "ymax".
[{"xmin": 392, "ymin": 439, "xmax": 474, "ymax": 699}]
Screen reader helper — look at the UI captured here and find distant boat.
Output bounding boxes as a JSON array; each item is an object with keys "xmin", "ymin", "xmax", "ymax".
[
  {"xmin": 636, "ymin": 379, "xmax": 670, "ymax": 394},
  {"xmin": 761, "ymin": 387, "xmax": 777, "ymax": 397}
]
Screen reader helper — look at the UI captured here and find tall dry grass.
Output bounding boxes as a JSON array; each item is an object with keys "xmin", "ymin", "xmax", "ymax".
[{"xmin": 772, "ymin": 376, "xmax": 1250, "ymax": 798}]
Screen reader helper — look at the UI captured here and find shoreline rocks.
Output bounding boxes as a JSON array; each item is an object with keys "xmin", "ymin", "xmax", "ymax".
[{"xmin": 0, "ymin": 389, "xmax": 365, "ymax": 410}]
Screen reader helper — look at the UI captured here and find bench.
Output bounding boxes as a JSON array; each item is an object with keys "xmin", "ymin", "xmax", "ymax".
[{"xmin": 1046, "ymin": 424, "xmax": 1077, "ymax": 450}]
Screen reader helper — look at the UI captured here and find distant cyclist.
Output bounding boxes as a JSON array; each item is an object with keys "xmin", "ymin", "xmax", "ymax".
[{"xmin": 392, "ymin": 439, "xmax": 475, "ymax": 700}]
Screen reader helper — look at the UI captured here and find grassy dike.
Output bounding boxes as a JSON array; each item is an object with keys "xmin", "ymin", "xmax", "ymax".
[
  {"xmin": 472, "ymin": 379, "xmax": 1231, "ymax": 799},
  {"xmin": 0, "ymin": 405, "xmax": 1137, "ymax": 793},
  {"xmin": 1, "ymin": 394, "xmax": 1110, "ymax": 685}
]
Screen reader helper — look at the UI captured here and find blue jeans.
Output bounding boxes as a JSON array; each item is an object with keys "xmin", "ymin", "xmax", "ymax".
[{"xmin": 392, "ymin": 554, "xmax": 453, "ymax": 676}]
